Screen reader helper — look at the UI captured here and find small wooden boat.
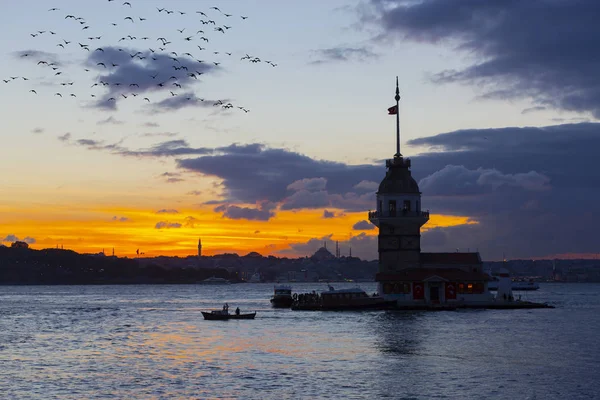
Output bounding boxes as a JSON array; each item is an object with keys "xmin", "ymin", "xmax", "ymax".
[{"xmin": 202, "ymin": 310, "xmax": 256, "ymax": 320}]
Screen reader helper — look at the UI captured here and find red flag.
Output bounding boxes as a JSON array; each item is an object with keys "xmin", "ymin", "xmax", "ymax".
[
  {"xmin": 388, "ymin": 105, "xmax": 398, "ymax": 115},
  {"xmin": 445, "ymin": 282, "xmax": 457, "ymax": 300},
  {"xmin": 413, "ymin": 282, "xmax": 424, "ymax": 300}
]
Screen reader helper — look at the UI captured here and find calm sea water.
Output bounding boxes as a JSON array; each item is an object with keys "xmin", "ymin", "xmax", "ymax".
[{"xmin": 0, "ymin": 283, "xmax": 598, "ymax": 399}]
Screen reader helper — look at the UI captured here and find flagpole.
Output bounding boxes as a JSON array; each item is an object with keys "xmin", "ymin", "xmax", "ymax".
[{"xmin": 395, "ymin": 76, "xmax": 400, "ymax": 157}]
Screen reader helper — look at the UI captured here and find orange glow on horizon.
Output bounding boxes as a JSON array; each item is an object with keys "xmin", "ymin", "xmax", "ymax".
[{"xmin": 0, "ymin": 204, "xmax": 476, "ymax": 258}]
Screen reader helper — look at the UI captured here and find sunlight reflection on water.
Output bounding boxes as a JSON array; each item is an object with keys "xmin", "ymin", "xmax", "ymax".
[{"xmin": 1, "ymin": 283, "xmax": 599, "ymax": 399}]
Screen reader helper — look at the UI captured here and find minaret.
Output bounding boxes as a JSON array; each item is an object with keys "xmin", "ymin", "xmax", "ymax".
[
  {"xmin": 198, "ymin": 238, "xmax": 202, "ymax": 259},
  {"xmin": 369, "ymin": 78, "xmax": 429, "ymax": 288}
]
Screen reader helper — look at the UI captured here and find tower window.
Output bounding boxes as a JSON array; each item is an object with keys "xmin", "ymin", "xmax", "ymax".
[
  {"xmin": 403, "ymin": 200, "xmax": 411, "ymax": 212},
  {"xmin": 389, "ymin": 200, "xmax": 396, "ymax": 217}
]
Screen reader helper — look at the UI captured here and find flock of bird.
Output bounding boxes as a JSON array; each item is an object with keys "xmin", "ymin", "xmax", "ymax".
[{"xmin": 6, "ymin": 1, "xmax": 279, "ymax": 113}]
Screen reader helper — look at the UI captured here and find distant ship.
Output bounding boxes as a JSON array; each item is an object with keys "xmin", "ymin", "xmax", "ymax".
[
  {"xmin": 200, "ymin": 276, "xmax": 231, "ymax": 285},
  {"xmin": 270, "ymin": 285, "xmax": 293, "ymax": 307},
  {"xmin": 487, "ymin": 278, "xmax": 540, "ymax": 291},
  {"xmin": 248, "ymin": 272, "xmax": 261, "ymax": 283},
  {"xmin": 486, "ymin": 268, "xmax": 539, "ymax": 291}
]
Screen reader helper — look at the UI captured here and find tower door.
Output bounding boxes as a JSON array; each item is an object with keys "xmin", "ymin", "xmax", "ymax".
[{"xmin": 429, "ymin": 286, "xmax": 440, "ymax": 302}]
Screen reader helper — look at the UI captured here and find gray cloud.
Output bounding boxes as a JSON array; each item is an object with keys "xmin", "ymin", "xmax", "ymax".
[
  {"xmin": 287, "ymin": 177, "xmax": 327, "ymax": 192},
  {"xmin": 353, "ymin": 180, "xmax": 378, "ymax": 191},
  {"xmin": 419, "ymin": 165, "xmax": 550, "ymax": 196},
  {"xmin": 323, "ymin": 210, "xmax": 336, "ymax": 219},
  {"xmin": 97, "ymin": 116, "xmax": 124, "ymax": 125},
  {"xmin": 177, "ymin": 144, "xmax": 381, "ymax": 210},
  {"xmin": 112, "ymin": 216, "xmax": 129, "ymax": 222},
  {"xmin": 155, "ymin": 221, "xmax": 182, "ymax": 229},
  {"xmin": 156, "ymin": 209, "xmax": 179, "ymax": 214},
  {"xmin": 363, "ymin": 0, "xmax": 600, "ymax": 117},
  {"xmin": 214, "ymin": 201, "xmax": 277, "ymax": 221},
  {"xmin": 310, "ymin": 46, "xmax": 379, "ymax": 64},
  {"xmin": 31, "ymin": 127, "xmax": 44, "ymax": 134},
  {"xmin": 406, "ymin": 122, "xmax": 600, "ymax": 259},
  {"xmin": 1, "ymin": 234, "xmax": 36, "ymax": 244},
  {"xmin": 352, "ymin": 220, "xmax": 375, "ymax": 230},
  {"xmin": 161, "ymin": 172, "xmax": 184, "ymax": 183},
  {"xmin": 142, "ymin": 122, "xmax": 160, "ymax": 128},
  {"xmin": 140, "ymin": 132, "xmax": 178, "ymax": 138},
  {"xmin": 58, "ymin": 133, "xmax": 71, "ymax": 142},
  {"xmin": 85, "ymin": 46, "xmax": 217, "ymax": 110},
  {"xmin": 150, "ymin": 92, "xmax": 217, "ymax": 112}
]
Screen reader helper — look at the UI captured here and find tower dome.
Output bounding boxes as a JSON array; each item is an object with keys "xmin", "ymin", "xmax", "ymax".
[{"xmin": 378, "ymin": 156, "xmax": 420, "ymax": 194}]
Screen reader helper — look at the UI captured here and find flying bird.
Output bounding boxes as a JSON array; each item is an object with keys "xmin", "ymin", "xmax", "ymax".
[
  {"xmin": 29, "ymin": 90, "xmax": 37, "ymax": 94},
  {"xmin": 123, "ymin": 2, "xmax": 131, "ymax": 7},
  {"xmin": 144, "ymin": 97, "xmax": 150, "ymax": 102},
  {"xmin": 210, "ymin": 7, "xmax": 221, "ymax": 12},
  {"xmin": 55, "ymin": 93, "xmax": 62, "ymax": 97},
  {"xmin": 125, "ymin": 16, "xmax": 134, "ymax": 22}
]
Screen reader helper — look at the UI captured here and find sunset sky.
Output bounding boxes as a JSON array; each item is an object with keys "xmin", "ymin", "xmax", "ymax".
[{"xmin": 1, "ymin": 0, "xmax": 599, "ymax": 261}]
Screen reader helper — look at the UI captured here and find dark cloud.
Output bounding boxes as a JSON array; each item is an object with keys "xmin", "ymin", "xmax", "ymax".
[
  {"xmin": 161, "ymin": 172, "xmax": 184, "ymax": 183},
  {"xmin": 310, "ymin": 46, "xmax": 379, "ymax": 64},
  {"xmin": 352, "ymin": 220, "xmax": 375, "ymax": 230},
  {"xmin": 521, "ymin": 106, "xmax": 547, "ymax": 115},
  {"xmin": 112, "ymin": 216, "xmax": 129, "ymax": 222},
  {"xmin": 406, "ymin": 122, "xmax": 600, "ymax": 259},
  {"xmin": 155, "ymin": 221, "xmax": 182, "ymax": 229},
  {"xmin": 281, "ymin": 190, "xmax": 329, "ymax": 210},
  {"xmin": 150, "ymin": 92, "xmax": 217, "ymax": 112},
  {"xmin": 156, "ymin": 209, "xmax": 179, "ymax": 214},
  {"xmin": 187, "ymin": 190, "xmax": 203, "ymax": 196},
  {"xmin": 323, "ymin": 210, "xmax": 336, "ymax": 219},
  {"xmin": 85, "ymin": 46, "xmax": 217, "ymax": 110},
  {"xmin": 364, "ymin": 0, "xmax": 600, "ymax": 116},
  {"xmin": 57, "ymin": 133, "xmax": 71, "ymax": 142},
  {"xmin": 177, "ymin": 144, "xmax": 381, "ymax": 211},
  {"xmin": 214, "ymin": 201, "xmax": 277, "ymax": 221}
]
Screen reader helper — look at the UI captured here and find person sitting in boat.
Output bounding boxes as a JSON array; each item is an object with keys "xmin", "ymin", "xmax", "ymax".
[{"xmin": 235, "ymin": 307, "xmax": 240, "ymax": 315}]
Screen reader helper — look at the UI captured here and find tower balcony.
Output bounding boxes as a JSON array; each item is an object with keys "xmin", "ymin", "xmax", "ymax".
[{"xmin": 368, "ymin": 209, "xmax": 430, "ymax": 227}]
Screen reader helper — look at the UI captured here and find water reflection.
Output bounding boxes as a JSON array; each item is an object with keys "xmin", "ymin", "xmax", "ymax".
[{"xmin": 372, "ymin": 311, "xmax": 424, "ymax": 356}]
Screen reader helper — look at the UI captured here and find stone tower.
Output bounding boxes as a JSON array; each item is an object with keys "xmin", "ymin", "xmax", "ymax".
[
  {"xmin": 368, "ymin": 155, "xmax": 429, "ymax": 273},
  {"xmin": 368, "ymin": 78, "xmax": 429, "ymax": 276}
]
